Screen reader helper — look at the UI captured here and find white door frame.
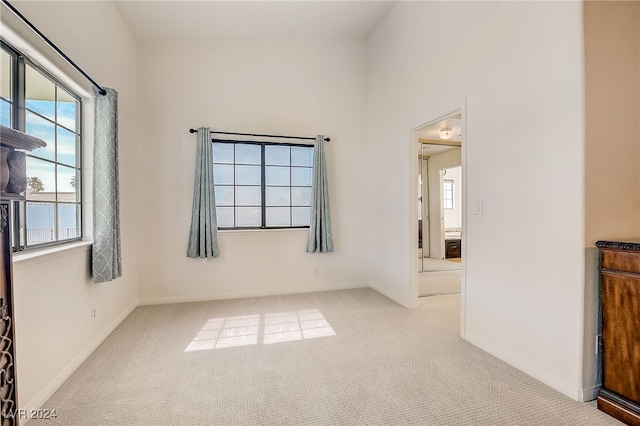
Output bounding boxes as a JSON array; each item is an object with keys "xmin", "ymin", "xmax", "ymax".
[{"xmin": 409, "ymin": 100, "xmax": 467, "ymax": 338}]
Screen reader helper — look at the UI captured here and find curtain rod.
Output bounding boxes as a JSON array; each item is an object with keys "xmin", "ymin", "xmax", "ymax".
[
  {"xmin": 189, "ymin": 128, "xmax": 330, "ymax": 142},
  {"xmin": 1, "ymin": 0, "xmax": 107, "ymax": 96}
]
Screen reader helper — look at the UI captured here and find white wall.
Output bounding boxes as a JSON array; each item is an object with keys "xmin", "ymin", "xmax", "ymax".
[
  {"xmin": 4, "ymin": 0, "xmax": 139, "ymax": 413},
  {"xmin": 369, "ymin": 1, "xmax": 588, "ymax": 400},
  {"xmin": 136, "ymin": 38, "xmax": 370, "ymax": 303}
]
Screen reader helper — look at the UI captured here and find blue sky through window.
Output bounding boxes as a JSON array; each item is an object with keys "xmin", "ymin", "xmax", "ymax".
[
  {"xmin": 25, "ymin": 99, "xmax": 79, "ymax": 193},
  {"xmin": 0, "ymin": 99, "xmax": 10, "ymax": 126}
]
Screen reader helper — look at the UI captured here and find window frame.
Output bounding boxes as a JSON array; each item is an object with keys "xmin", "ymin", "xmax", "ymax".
[
  {"xmin": 443, "ymin": 179, "xmax": 454, "ymax": 210},
  {"xmin": 212, "ymin": 140, "xmax": 314, "ymax": 230},
  {"xmin": 1, "ymin": 39, "xmax": 83, "ymax": 252}
]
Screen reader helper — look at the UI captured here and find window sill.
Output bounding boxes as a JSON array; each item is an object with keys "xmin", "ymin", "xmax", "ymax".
[{"xmin": 13, "ymin": 241, "xmax": 92, "ymax": 269}]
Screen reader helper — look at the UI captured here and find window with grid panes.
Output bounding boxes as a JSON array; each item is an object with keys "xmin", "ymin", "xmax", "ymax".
[
  {"xmin": 213, "ymin": 142, "xmax": 314, "ymax": 229},
  {"xmin": 443, "ymin": 179, "xmax": 454, "ymax": 209},
  {"xmin": 1, "ymin": 41, "xmax": 82, "ymax": 251}
]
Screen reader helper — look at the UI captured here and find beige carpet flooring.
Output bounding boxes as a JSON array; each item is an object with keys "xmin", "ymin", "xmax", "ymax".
[
  {"xmin": 420, "ymin": 258, "xmax": 462, "ymax": 272},
  {"xmin": 419, "ymin": 270, "xmax": 461, "ymax": 297},
  {"xmin": 30, "ymin": 289, "xmax": 619, "ymax": 426}
]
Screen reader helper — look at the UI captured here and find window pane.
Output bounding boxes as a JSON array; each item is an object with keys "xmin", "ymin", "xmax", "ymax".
[
  {"xmin": 236, "ymin": 186, "xmax": 261, "ymax": 206},
  {"xmin": 265, "ymin": 146, "xmax": 290, "ymax": 166},
  {"xmin": 8, "ymin": 47, "xmax": 84, "ymax": 251},
  {"xmin": 58, "ymin": 203, "xmax": 80, "ymax": 240},
  {"xmin": 57, "ymin": 126, "xmax": 77, "ymax": 166},
  {"xmin": 291, "ymin": 167, "xmax": 312, "ymax": 186},
  {"xmin": 292, "ymin": 207, "xmax": 310, "ymax": 226},
  {"xmin": 291, "ymin": 187, "xmax": 312, "ymax": 206},
  {"xmin": 26, "ymin": 111, "xmax": 55, "ymax": 161},
  {"xmin": 205, "ymin": 142, "xmax": 313, "ymax": 229},
  {"xmin": 0, "ymin": 99, "xmax": 10, "ymax": 127},
  {"xmin": 266, "ymin": 187, "xmax": 290, "ymax": 206},
  {"xmin": 216, "ymin": 207, "xmax": 234, "ymax": 227},
  {"xmin": 26, "ymin": 202, "xmax": 55, "ymax": 245},
  {"xmin": 213, "ymin": 164, "xmax": 234, "ymax": 185},
  {"xmin": 443, "ymin": 181, "xmax": 454, "ymax": 209},
  {"xmin": 1, "ymin": 48, "xmax": 12, "ymax": 100},
  {"xmin": 266, "ymin": 207, "xmax": 290, "ymax": 227},
  {"xmin": 57, "ymin": 87, "xmax": 77, "ymax": 131},
  {"xmin": 214, "ymin": 186, "xmax": 234, "ymax": 206},
  {"xmin": 236, "ymin": 165, "xmax": 260, "ymax": 185},
  {"xmin": 26, "ymin": 157, "xmax": 56, "ymax": 201},
  {"xmin": 291, "ymin": 147, "xmax": 313, "ymax": 166},
  {"xmin": 266, "ymin": 166, "xmax": 290, "ymax": 186},
  {"xmin": 236, "ymin": 207, "xmax": 261, "ymax": 227},
  {"xmin": 57, "ymin": 164, "xmax": 79, "ymax": 202},
  {"xmin": 235, "ymin": 144, "xmax": 260, "ymax": 165},
  {"xmin": 26, "ymin": 65, "xmax": 55, "ymax": 121},
  {"xmin": 213, "ymin": 143, "xmax": 234, "ymax": 164}
]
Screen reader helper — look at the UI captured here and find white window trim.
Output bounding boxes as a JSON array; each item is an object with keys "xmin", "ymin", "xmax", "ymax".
[
  {"xmin": 2, "ymin": 25, "xmax": 94, "ymax": 255},
  {"xmin": 13, "ymin": 240, "xmax": 92, "ymax": 269}
]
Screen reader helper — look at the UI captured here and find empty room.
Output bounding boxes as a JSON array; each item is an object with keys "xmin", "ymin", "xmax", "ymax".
[{"xmin": 1, "ymin": 1, "xmax": 638, "ymax": 425}]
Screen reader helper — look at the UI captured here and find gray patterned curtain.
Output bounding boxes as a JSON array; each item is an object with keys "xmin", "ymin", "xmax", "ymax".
[
  {"xmin": 307, "ymin": 135, "xmax": 334, "ymax": 253},
  {"xmin": 92, "ymin": 87, "xmax": 122, "ymax": 283},
  {"xmin": 187, "ymin": 127, "xmax": 220, "ymax": 258}
]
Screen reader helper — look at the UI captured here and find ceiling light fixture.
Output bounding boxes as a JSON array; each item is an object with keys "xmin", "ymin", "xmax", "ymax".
[{"xmin": 439, "ymin": 127, "xmax": 453, "ymax": 140}]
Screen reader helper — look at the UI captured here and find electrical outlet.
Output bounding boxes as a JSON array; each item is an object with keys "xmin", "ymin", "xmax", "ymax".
[
  {"xmin": 91, "ymin": 307, "xmax": 96, "ymax": 321},
  {"xmin": 313, "ymin": 267, "xmax": 319, "ymax": 276}
]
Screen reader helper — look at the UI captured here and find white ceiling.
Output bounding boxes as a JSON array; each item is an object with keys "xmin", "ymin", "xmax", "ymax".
[{"xmin": 113, "ymin": 1, "xmax": 398, "ymax": 42}]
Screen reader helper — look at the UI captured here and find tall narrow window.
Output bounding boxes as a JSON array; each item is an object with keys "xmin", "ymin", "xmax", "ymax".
[
  {"xmin": 2, "ymin": 41, "xmax": 82, "ymax": 251},
  {"xmin": 443, "ymin": 179, "xmax": 454, "ymax": 209},
  {"xmin": 213, "ymin": 142, "xmax": 313, "ymax": 229}
]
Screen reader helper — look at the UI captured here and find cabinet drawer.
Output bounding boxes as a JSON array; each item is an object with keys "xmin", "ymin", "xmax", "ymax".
[
  {"xmin": 601, "ymin": 273, "xmax": 640, "ymax": 405},
  {"xmin": 602, "ymin": 249, "xmax": 640, "ymax": 275},
  {"xmin": 445, "ymin": 239, "xmax": 461, "ymax": 258}
]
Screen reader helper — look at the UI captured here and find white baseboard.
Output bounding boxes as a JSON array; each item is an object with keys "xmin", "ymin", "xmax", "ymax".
[
  {"xmin": 464, "ymin": 333, "xmax": 585, "ymax": 401},
  {"xmin": 22, "ymin": 300, "xmax": 138, "ymax": 423},
  {"xmin": 579, "ymin": 384, "xmax": 601, "ymax": 402},
  {"xmin": 138, "ymin": 281, "xmax": 368, "ymax": 306},
  {"xmin": 369, "ymin": 280, "xmax": 410, "ymax": 307}
]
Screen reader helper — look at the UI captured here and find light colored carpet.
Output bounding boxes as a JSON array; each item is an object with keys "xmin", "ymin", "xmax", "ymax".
[
  {"xmin": 421, "ymin": 258, "xmax": 462, "ymax": 272},
  {"xmin": 419, "ymin": 270, "xmax": 461, "ymax": 297},
  {"xmin": 30, "ymin": 289, "xmax": 618, "ymax": 426}
]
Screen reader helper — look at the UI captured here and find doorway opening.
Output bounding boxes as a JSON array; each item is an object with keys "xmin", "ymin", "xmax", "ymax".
[{"xmin": 414, "ymin": 110, "xmax": 463, "ymax": 298}]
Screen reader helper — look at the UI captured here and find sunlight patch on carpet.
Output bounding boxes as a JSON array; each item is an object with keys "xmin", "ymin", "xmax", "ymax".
[{"xmin": 184, "ymin": 309, "xmax": 335, "ymax": 352}]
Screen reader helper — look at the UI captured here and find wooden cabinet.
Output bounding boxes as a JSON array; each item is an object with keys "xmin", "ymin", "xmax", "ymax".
[
  {"xmin": 445, "ymin": 239, "xmax": 461, "ymax": 259},
  {"xmin": 596, "ymin": 240, "xmax": 640, "ymax": 426},
  {"xmin": 0, "ymin": 126, "xmax": 46, "ymax": 426}
]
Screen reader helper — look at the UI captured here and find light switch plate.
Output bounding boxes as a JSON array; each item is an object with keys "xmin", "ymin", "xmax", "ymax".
[{"xmin": 474, "ymin": 200, "xmax": 483, "ymax": 215}]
